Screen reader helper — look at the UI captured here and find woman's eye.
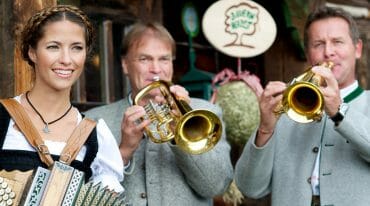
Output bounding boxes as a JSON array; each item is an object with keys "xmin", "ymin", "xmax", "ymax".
[
  {"xmin": 47, "ymin": 45, "xmax": 59, "ymax": 50},
  {"xmin": 72, "ymin": 46, "xmax": 84, "ymax": 51}
]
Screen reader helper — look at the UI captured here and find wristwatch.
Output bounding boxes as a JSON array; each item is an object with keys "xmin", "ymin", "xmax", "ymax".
[{"xmin": 330, "ymin": 103, "xmax": 349, "ymax": 126}]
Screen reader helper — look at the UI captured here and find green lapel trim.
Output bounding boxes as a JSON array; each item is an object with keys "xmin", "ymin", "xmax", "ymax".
[{"xmin": 343, "ymin": 86, "xmax": 364, "ymax": 103}]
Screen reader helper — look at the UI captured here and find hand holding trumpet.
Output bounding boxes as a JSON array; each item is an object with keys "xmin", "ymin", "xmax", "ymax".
[
  {"xmin": 119, "ymin": 83, "xmax": 191, "ymax": 164},
  {"xmin": 255, "ymin": 61, "xmax": 340, "ymax": 147},
  {"xmin": 127, "ymin": 79, "xmax": 222, "ymax": 155},
  {"xmin": 310, "ymin": 65, "xmax": 342, "ymax": 117},
  {"xmin": 255, "ymin": 81, "xmax": 286, "ymax": 147}
]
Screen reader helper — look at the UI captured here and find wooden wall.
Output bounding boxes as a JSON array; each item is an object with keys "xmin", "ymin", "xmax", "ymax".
[
  {"xmin": 0, "ymin": 0, "xmax": 56, "ymax": 98},
  {"xmin": 356, "ymin": 18, "xmax": 370, "ymax": 88},
  {"xmin": 2, "ymin": 0, "xmax": 369, "ymax": 98},
  {"xmin": 0, "ymin": 0, "xmax": 14, "ymax": 98}
]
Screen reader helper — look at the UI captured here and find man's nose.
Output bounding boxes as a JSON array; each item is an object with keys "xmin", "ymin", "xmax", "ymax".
[
  {"xmin": 148, "ymin": 59, "xmax": 162, "ymax": 73},
  {"xmin": 324, "ymin": 43, "xmax": 335, "ymax": 58}
]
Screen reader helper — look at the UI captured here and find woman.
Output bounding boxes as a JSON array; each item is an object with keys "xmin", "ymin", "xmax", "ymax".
[{"xmin": 0, "ymin": 5, "xmax": 124, "ymax": 193}]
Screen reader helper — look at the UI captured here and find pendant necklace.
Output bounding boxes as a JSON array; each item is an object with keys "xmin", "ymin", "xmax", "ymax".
[{"xmin": 25, "ymin": 91, "xmax": 73, "ymax": 133}]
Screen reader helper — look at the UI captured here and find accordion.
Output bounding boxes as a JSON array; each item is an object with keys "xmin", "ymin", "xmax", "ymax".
[{"xmin": 0, "ymin": 161, "xmax": 130, "ymax": 206}]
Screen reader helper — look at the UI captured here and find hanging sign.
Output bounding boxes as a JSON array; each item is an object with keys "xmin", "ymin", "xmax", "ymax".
[{"xmin": 202, "ymin": 0, "xmax": 277, "ymax": 58}]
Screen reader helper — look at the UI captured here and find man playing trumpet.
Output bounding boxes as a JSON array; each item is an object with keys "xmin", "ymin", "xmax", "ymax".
[
  {"xmin": 235, "ymin": 7, "xmax": 370, "ymax": 206},
  {"xmin": 85, "ymin": 22, "xmax": 233, "ymax": 206}
]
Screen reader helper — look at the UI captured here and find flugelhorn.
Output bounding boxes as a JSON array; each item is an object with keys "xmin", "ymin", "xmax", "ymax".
[
  {"xmin": 133, "ymin": 79, "xmax": 222, "ymax": 154},
  {"xmin": 274, "ymin": 61, "xmax": 334, "ymax": 123}
]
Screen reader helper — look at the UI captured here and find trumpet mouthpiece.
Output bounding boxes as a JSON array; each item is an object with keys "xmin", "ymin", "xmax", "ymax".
[
  {"xmin": 320, "ymin": 61, "xmax": 334, "ymax": 69},
  {"xmin": 153, "ymin": 76, "xmax": 160, "ymax": 81}
]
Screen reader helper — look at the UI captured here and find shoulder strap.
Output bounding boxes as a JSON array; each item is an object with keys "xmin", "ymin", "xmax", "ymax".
[
  {"xmin": 0, "ymin": 98, "xmax": 54, "ymax": 167},
  {"xmin": 0, "ymin": 98, "xmax": 97, "ymax": 166},
  {"xmin": 59, "ymin": 118, "xmax": 97, "ymax": 165}
]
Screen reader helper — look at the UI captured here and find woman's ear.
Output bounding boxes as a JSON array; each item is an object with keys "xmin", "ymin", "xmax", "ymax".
[{"xmin": 28, "ymin": 47, "xmax": 37, "ymax": 63}]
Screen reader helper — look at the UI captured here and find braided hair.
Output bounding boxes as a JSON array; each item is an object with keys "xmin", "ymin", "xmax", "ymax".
[{"xmin": 20, "ymin": 5, "xmax": 95, "ymax": 68}]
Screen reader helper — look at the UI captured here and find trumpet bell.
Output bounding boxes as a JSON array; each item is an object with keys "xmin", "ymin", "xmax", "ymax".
[
  {"xmin": 283, "ymin": 81, "xmax": 324, "ymax": 123},
  {"xmin": 134, "ymin": 80, "xmax": 222, "ymax": 154},
  {"xmin": 176, "ymin": 110, "xmax": 222, "ymax": 154},
  {"xmin": 275, "ymin": 61, "xmax": 333, "ymax": 123}
]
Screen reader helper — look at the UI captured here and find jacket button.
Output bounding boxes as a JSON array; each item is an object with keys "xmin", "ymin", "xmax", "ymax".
[
  {"xmin": 307, "ymin": 177, "xmax": 311, "ymax": 184},
  {"xmin": 312, "ymin": 147, "xmax": 319, "ymax": 153},
  {"xmin": 140, "ymin": 192, "xmax": 147, "ymax": 199}
]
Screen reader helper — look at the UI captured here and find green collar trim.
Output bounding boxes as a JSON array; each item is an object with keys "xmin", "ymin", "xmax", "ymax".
[{"xmin": 343, "ymin": 86, "xmax": 364, "ymax": 103}]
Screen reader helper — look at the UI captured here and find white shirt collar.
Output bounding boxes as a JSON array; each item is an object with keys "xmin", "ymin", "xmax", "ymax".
[
  {"xmin": 128, "ymin": 92, "xmax": 133, "ymax": 106},
  {"xmin": 340, "ymin": 81, "xmax": 358, "ymax": 100}
]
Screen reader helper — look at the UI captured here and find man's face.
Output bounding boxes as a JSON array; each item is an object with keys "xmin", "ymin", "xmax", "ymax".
[
  {"xmin": 306, "ymin": 17, "xmax": 362, "ymax": 89},
  {"xmin": 122, "ymin": 35, "xmax": 174, "ymax": 97}
]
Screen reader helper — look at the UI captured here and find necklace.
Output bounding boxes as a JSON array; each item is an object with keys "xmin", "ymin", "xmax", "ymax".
[{"xmin": 25, "ymin": 91, "xmax": 73, "ymax": 133}]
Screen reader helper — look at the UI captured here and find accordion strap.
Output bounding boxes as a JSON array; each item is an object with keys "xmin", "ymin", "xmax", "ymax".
[
  {"xmin": 59, "ymin": 118, "xmax": 96, "ymax": 165},
  {"xmin": 0, "ymin": 98, "xmax": 54, "ymax": 167},
  {"xmin": 0, "ymin": 98, "xmax": 97, "ymax": 166}
]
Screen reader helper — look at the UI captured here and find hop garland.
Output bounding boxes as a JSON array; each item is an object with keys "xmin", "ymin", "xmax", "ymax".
[{"xmin": 215, "ymin": 81, "xmax": 260, "ymax": 147}]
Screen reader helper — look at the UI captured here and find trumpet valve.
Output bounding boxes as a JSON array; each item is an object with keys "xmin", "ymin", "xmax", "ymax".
[{"xmin": 144, "ymin": 100, "xmax": 173, "ymax": 125}]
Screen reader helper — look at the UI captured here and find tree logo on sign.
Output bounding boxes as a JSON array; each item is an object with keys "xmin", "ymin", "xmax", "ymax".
[{"xmin": 224, "ymin": 2, "xmax": 259, "ymax": 48}]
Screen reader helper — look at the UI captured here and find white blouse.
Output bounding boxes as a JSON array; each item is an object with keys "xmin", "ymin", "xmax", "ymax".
[{"xmin": 2, "ymin": 96, "xmax": 124, "ymax": 192}]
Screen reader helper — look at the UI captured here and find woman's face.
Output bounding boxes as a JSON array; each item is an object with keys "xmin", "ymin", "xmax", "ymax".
[{"xmin": 28, "ymin": 20, "xmax": 86, "ymax": 91}]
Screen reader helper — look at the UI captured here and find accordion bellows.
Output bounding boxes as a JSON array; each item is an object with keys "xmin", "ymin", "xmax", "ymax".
[{"xmin": 0, "ymin": 161, "xmax": 130, "ymax": 206}]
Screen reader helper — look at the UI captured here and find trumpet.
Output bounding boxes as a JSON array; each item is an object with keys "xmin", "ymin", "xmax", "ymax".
[
  {"xmin": 274, "ymin": 61, "xmax": 334, "ymax": 123},
  {"xmin": 133, "ymin": 79, "xmax": 222, "ymax": 154}
]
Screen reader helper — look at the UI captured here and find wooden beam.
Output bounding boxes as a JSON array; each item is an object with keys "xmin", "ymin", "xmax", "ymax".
[
  {"xmin": 80, "ymin": 5, "xmax": 136, "ymax": 24},
  {"xmin": 0, "ymin": 0, "xmax": 14, "ymax": 98},
  {"xmin": 13, "ymin": 0, "xmax": 56, "ymax": 96}
]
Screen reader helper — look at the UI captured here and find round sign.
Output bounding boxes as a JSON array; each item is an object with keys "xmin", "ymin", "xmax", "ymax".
[
  {"xmin": 182, "ymin": 3, "xmax": 199, "ymax": 37},
  {"xmin": 202, "ymin": 0, "xmax": 277, "ymax": 58}
]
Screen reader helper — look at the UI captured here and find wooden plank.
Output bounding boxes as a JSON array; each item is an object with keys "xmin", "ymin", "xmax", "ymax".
[
  {"xmin": 13, "ymin": 0, "xmax": 56, "ymax": 96},
  {"xmin": 99, "ymin": 20, "xmax": 115, "ymax": 103},
  {"xmin": 356, "ymin": 19, "xmax": 370, "ymax": 89},
  {"xmin": 0, "ymin": 0, "xmax": 15, "ymax": 98}
]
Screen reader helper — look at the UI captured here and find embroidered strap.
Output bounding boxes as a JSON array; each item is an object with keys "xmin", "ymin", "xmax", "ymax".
[
  {"xmin": 0, "ymin": 98, "xmax": 97, "ymax": 167},
  {"xmin": 59, "ymin": 118, "xmax": 96, "ymax": 165},
  {"xmin": 0, "ymin": 98, "xmax": 54, "ymax": 167}
]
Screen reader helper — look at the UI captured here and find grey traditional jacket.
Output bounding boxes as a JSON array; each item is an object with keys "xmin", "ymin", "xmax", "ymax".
[
  {"xmin": 235, "ymin": 90, "xmax": 370, "ymax": 206},
  {"xmin": 85, "ymin": 97, "xmax": 233, "ymax": 206}
]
